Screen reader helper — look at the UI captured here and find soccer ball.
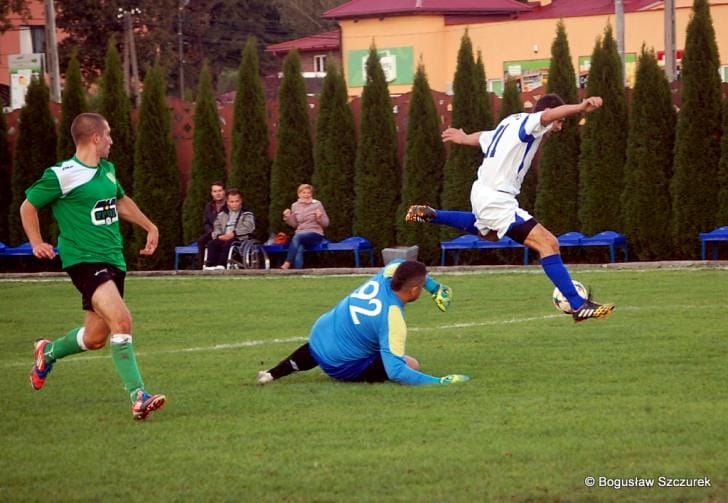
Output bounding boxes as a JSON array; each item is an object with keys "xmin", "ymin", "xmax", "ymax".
[{"xmin": 552, "ymin": 280, "xmax": 588, "ymax": 314}]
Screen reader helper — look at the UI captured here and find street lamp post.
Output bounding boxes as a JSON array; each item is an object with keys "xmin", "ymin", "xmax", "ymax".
[{"xmin": 178, "ymin": 0, "xmax": 190, "ymax": 99}]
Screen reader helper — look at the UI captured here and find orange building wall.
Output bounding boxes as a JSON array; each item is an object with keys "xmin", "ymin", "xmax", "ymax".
[
  {"xmin": 339, "ymin": 0, "xmax": 728, "ymax": 96},
  {"xmin": 0, "ymin": 2, "xmax": 46, "ymax": 92}
]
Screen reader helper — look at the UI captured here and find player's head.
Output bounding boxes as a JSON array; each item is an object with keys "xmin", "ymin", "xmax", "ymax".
[
  {"xmin": 71, "ymin": 113, "xmax": 112, "ymax": 157},
  {"xmin": 391, "ymin": 260, "xmax": 427, "ymax": 302},
  {"xmin": 533, "ymin": 94, "xmax": 565, "ymax": 113},
  {"xmin": 226, "ymin": 188, "xmax": 243, "ymax": 211}
]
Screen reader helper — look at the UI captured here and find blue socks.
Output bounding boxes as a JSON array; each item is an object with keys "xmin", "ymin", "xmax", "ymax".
[
  {"xmin": 540, "ymin": 254, "xmax": 585, "ymax": 311},
  {"xmin": 432, "ymin": 210, "xmax": 480, "ymax": 235}
]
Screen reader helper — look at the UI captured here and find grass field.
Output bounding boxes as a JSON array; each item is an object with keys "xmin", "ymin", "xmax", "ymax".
[{"xmin": 1, "ymin": 266, "xmax": 727, "ymax": 502}]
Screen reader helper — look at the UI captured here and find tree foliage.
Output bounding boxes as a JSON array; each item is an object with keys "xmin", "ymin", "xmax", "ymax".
[
  {"xmin": 312, "ymin": 60, "xmax": 357, "ymax": 242},
  {"xmin": 132, "ymin": 63, "xmax": 181, "ymax": 270},
  {"xmin": 396, "ymin": 62, "xmax": 445, "ymax": 265},
  {"xmin": 182, "ymin": 64, "xmax": 227, "ymax": 244},
  {"xmin": 474, "ymin": 50, "xmax": 494, "ymax": 131},
  {"xmin": 0, "ymin": 0, "xmax": 29, "ymax": 33},
  {"xmin": 230, "ymin": 36, "xmax": 271, "ymax": 240},
  {"xmin": 535, "ymin": 19, "xmax": 581, "ymax": 235},
  {"xmin": 269, "ymin": 50, "xmax": 315, "ymax": 233},
  {"xmin": 670, "ymin": 0, "xmax": 723, "ymax": 257},
  {"xmin": 0, "ymin": 110, "xmax": 11, "ymax": 243},
  {"xmin": 620, "ymin": 47, "xmax": 675, "ymax": 260},
  {"xmin": 57, "ymin": 52, "xmax": 88, "ymax": 161},
  {"xmin": 578, "ymin": 24, "xmax": 628, "ymax": 235},
  {"xmin": 717, "ymin": 97, "xmax": 728, "ymax": 226},
  {"xmin": 353, "ymin": 45, "xmax": 401, "ymax": 252},
  {"xmin": 441, "ymin": 31, "xmax": 483, "ymax": 238},
  {"xmin": 9, "ymin": 78, "xmax": 57, "ymax": 244}
]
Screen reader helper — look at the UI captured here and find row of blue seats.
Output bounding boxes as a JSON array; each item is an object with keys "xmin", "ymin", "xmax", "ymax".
[
  {"xmin": 0, "ymin": 242, "xmax": 58, "ymax": 256},
  {"xmin": 439, "ymin": 231, "xmax": 628, "ymax": 266},
  {"xmin": 174, "ymin": 236, "xmax": 375, "ymax": 270}
]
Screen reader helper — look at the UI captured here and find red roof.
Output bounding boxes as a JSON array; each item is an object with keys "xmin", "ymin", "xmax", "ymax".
[
  {"xmin": 266, "ymin": 30, "xmax": 340, "ymax": 55},
  {"xmin": 324, "ymin": 0, "xmax": 532, "ymax": 20},
  {"xmin": 514, "ymin": 0, "xmax": 663, "ymax": 21}
]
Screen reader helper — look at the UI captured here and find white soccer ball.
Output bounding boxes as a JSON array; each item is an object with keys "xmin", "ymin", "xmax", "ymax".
[{"xmin": 552, "ymin": 280, "xmax": 588, "ymax": 314}]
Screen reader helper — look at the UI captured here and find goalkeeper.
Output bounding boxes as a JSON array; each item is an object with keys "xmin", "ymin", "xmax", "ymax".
[{"xmin": 257, "ymin": 260, "xmax": 468, "ymax": 386}]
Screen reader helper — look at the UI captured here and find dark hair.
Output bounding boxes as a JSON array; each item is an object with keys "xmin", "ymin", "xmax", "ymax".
[
  {"xmin": 533, "ymin": 94, "xmax": 565, "ymax": 113},
  {"xmin": 391, "ymin": 260, "xmax": 427, "ymax": 291},
  {"xmin": 211, "ymin": 181, "xmax": 225, "ymax": 189},
  {"xmin": 71, "ymin": 113, "xmax": 107, "ymax": 145},
  {"xmin": 226, "ymin": 188, "xmax": 242, "ymax": 198}
]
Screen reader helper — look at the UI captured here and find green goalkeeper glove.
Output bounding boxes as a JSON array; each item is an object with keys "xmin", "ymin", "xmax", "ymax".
[
  {"xmin": 440, "ymin": 374, "xmax": 470, "ymax": 385},
  {"xmin": 432, "ymin": 284, "xmax": 452, "ymax": 312}
]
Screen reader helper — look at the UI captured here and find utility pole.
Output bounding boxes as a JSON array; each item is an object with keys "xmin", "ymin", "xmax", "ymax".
[
  {"xmin": 178, "ymin": 0, "xmax": 190, "ymax": 99},
  {"xmin": 615, "ymin": 0, "xmax": 625, "ymax": 83},
  {"xmin": 664, "ymin": 0, "xmax": 677, "ymax": 82},
  {"xmin": 125, "ymin": 10, "xmax": 141, "ymax": 107},
  {"xmin": 44, "ymin": 0, "xmax": 61, "ymax": 102}
]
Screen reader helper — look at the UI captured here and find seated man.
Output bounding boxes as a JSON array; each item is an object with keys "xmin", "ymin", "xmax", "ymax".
[
  {"xmin": 204, "ymin": 188, "xmax": 255, "ymax": 270},
  {"xmin": 196, "ymin": 181, "xmax": 227, "ymax": 269},
  {"xmin": 257, "ymin": 260, "xmax": 469, "ymax": 386}
]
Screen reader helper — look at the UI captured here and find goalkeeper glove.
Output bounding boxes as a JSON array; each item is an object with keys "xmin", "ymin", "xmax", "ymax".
[
  {"xmin": 440, "ymin": 374, "xmax": 470, "ymax": 385},
  {"xmin": 432, "ymin": 284, "xmax": 452, "ymax": 312}
]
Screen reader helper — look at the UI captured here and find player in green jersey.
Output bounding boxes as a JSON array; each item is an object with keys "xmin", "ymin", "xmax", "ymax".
[{"xmin": 20, "ymin": 112, "xmax": 165, "ymax": 420}]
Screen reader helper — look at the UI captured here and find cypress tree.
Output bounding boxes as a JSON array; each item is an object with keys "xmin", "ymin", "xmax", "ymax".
[
  {"xmin": 620, "ymin": 46, "xmax": 675, "ymax": 260},
  {"xmin": 499, "ymin": 79, "xmax": 523, "ymax": 121},
  {"xmin": 441, "ymin": 31, "xmax": 482, "ymax": 238},
  {"xmin": 474, "ymin": 50, "xmax": 494, "ymax": 131},
  {"xmin": 182, "ymin": 63, "xmax": 227, "ymax": 244},
  {"xmin": 230, "ymin": 36, "xmax": 271, "ymax": 241},
  {"xmin": 717, "ymin": 97, "xmax": 728, "ymax": 225},
  {"xmin": 99, "ymin": 38, "xmax": 135, "ymax": 262},
  {"xmin": 671, "ymin": 0, "xmax": 722, "ymax": 257},
  {"xmin": 57, "ymin": 52, "xmax": 87, "ymax": 161},
  {"xmin": 396, "ymin": 62, "xmax": 445, "ymax": 265},
  {"xmin": 535, "ymin": 20, "xmax": 581, "ymax": 235},
  {"xmin": 9, "ymin": 77, "xmax": 57, "ymax": 244},
  {"xmin": 0, "ymin": 110, "xmax": 11, "ymax": 243},
  {"xmin": 578, "ymin": 24, "xmax": 628, "ymax": 235},
  {"xmin": 352, "ymin": 45, "xmax": 401, "ymax": 252},
  {"xmin": 269, "ymin": 49, "xmax": 314, "ymax": 233},
  {"xmin": 312, "ymin": 60, "xmax": 357, "ymax": 242},
  {"xmin": 133, "ymin": 63, "xmax": 181, "ymax": 270}
]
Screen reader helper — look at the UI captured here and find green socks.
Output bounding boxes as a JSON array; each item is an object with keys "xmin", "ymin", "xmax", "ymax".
[
  {"xmin": 45, "ymin": 327, "xmax": 87, "ymax": 364},
  {"xmin": 110, "ymin": 334, "xmax": 145, "ymax": 403}
]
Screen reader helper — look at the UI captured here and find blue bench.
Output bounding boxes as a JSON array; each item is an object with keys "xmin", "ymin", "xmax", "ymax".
[
  {"xmin": 700, "ymin": 226, "xmax": 728, "ymax": 260},
  {"xmin": 262, "ymin": 236, "xmax": 375, "ymax": 268},
  {"xmin": 440, "ymin": 235, "xmax": 529, "ymax": 266},
  {"xmin": 175, "ymin": 236, "xmax": 375, "ymax": 270},
  {"xmin": 0, "ymin": 242, "xmax": 59, "ymax": 256},
  {"xmin": 557, "ymin": 231, "xmax": 628, "ymax": 263}
]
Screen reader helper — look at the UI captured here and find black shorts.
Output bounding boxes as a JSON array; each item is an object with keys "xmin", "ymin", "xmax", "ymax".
[
  {"xmin": 354, "ymin": 355, "xmax": 389, "ymax": 383},
  {"xmin": 505, "ymin": 217, "xmax": 539, "ymax": 244},
  {"xmin": 65, "ymin": 263, "xmax": 125, "ymax": 311}
]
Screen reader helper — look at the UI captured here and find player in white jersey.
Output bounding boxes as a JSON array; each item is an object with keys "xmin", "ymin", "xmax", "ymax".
[{"xmin": 406, "ymin": 94, "xmax": 615, "ymax": 323}]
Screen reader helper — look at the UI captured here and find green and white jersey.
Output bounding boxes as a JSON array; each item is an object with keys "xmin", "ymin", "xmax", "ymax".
[{"xmin": 25, "ymin": 156, "xmax": 127, "ymax": 271}]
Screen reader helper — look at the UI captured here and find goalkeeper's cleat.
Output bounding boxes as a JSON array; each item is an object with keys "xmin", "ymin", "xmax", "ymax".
[
  {"xmin": 132, "ymin": 390, "xmax": 166, "ymax": 421},
  {"xmin": 257, "ymin": 370, "xmax": 274, "ymax": 385},
  {"xmin": 30, "ymin": 339, "xmax": 53, "ymax": 391},
  {"xmin": 572, "ymin": 298, "xmax": 615, "ymax": 323},
  {"xmin": 405, "ymin": 205, "xmax": 437, "ymax": 224},
  {"xmin": 440, "ymin": 374, "xmax": 470, "ymax": 385},
  {"xmin": 432, "ymin": 284, "xmax": 452, "ymax": 312}
]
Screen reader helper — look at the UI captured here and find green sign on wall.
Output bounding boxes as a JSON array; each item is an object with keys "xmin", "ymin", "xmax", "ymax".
[{"xmin": 347, "ymin": 47, "xmax": 414, "ymax": 87}]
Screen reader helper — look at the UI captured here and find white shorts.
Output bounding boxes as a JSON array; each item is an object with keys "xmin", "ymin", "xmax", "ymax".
[{"xmin": 470, "ymin": 185, "xmax": 533, "ymax": 239}]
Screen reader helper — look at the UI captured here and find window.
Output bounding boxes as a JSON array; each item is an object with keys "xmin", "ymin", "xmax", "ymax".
[
  {"xmin": 720, "ymin": 65, "xmax": 728, "ymax": 83},
  {"xmin": 19, "ymin": 26, "xmax": 46, "ymax": 54},
  {"xmin": 313, "ymin": 54, "xmax": 326, "ymax": 74}
]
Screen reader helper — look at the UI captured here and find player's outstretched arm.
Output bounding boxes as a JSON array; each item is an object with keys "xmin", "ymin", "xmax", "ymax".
[
  {"xmin": 540, "ymin": 96, "xmax": 603, "ymax": 124},
  {"xmin": 19, "ymin": 199, "xmax": 56, "ymax": 259},
  {"xmin": 117, "ymin": 196, "xmax": 159, "ymax": 256},
  {"xmin": 442, "ymin": 127, "xmax": 482, "ymax": 147},
  {"xmin": 424, "ymin": 276, "xmax": 452, "ymax": 312}
]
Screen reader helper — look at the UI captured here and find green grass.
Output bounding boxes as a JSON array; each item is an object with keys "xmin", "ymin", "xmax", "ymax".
[{"xmin": 1, "ymin": 267, "xmax": 727, "ymax": 502}]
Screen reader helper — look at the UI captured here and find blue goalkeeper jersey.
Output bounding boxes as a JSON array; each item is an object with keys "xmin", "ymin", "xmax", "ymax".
[{"xmin": 309, "ymin": 260, "xmax": 440, "ymax": 385}]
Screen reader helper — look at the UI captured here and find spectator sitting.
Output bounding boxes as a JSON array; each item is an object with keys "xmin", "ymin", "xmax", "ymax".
[
  {"xmin": 204, "ymin": 189, "xmax": 255, "ymax": 270},
  {"xmin": 196, "ymin": 181, "xmax": 227, "ymax": 269},
  {"xmin": 281, "ymin": 184, "xmax": 329, "ymax": 270}
]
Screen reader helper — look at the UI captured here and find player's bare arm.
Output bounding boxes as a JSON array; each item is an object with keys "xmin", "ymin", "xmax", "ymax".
[
  {"xmin": 540, "ymin": 96, "xmax": 603, "ymax": 125},
  {"xmin": 19, "ymin": 199, "xmax": 57, "ymax": 260},
  {"xmin": 441, "ymin": 127, "xmax": 482, "ymax": 146},
  {"xmin": 116, "ymin": 196, "xmax": 159, "ymax": 256}
]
